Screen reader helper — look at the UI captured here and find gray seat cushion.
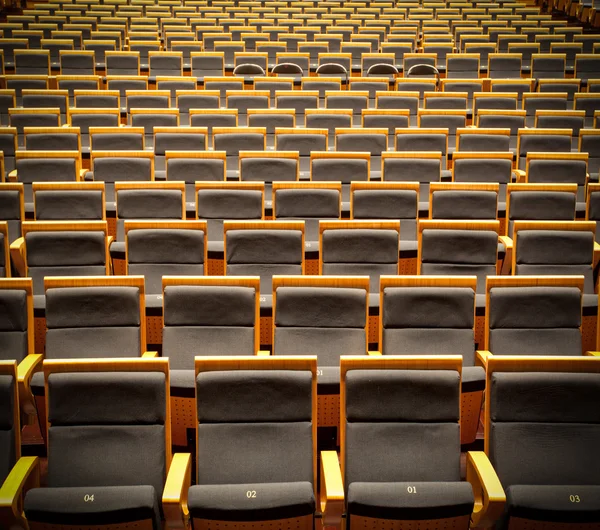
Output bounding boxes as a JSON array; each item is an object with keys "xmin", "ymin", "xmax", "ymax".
[
  {"xmin": 24, "ymin": 485, "xmax": 161, "ymax": 529},
  {"xmin": 347, "ymin": 481, "xmax": 474, "ymax": 520},
  {"xmin": 188, "ymin": 482, "xmax": 315, "ymax": 522}
]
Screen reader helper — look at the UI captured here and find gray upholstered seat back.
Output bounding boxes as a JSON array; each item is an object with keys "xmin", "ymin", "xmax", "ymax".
[
  {"xmin": 154, "ymin": 133, "xmax": 206, "ymax": 155},
  {"xmin": 478, "ymin": 114, "xmax": 524, "ymax": 135},
  {"xmin": 536, "ymin": 115, "xmax": 583, "ymax": 137},
  {"xmin": 213, "ymin": 132, "xmax": 264, "ymax": 155},
  {"xmin": 275, "ymin": 94, "xmax": 318, "ymax": 114},
  {"xmin": 240, "ymin": 158, "xmax": 297, "ymax": 182},
  {"xmin": 163, "ymin": 285, "xmax": 256, "ymax": 365},
  {"xmin": 489, "ymin": 56, "xmax": 521, "ymax": 78},
  {"xmin": 71, "ymin": 113, "xmax": 120, "ymax": 132},
  {"xmin": 127, "ymin": 95, "xmax": 169, "ymax": 111},
  {"xmin": 46, "ymin": 371, "xmax": 166, "ymax": 495},
  {"xmin": 488, "ymin": 286, "xmax": 582, "ymax": 356},
  {"xmin": 131, "ymin": 113, "xmax": 178, "ymax": 134},
  {"xmin": 326, "ymin": 95, "xmax": 368, "ymax": 113},
  {"xmin": 508, "ymin": 191, "xmax": 576, "ymax": 237},
  {"xmin": 527, "ymin": 159, "xmax": 588, "ymax": 188},
  {"xmin": 275, "ymin": 189, "xmax": 340, "ymax": 220},
  {"xmin": 426, "ymin": 97, "xmax": 467, "ymax": 110},
  {"xmin": 106, "ymin": 54, "xmax": 139, "ymax": 75},
  {"xmin": 60, "ymin": 53, "xmax": 94, "ymax": 75},
  {"xmin": 16, "ymin": 158, "xmax": 78, "ymax": 185},
  {"xmin": 25, "ymin": 231, "xmax": 107, "ymax": 294},
  {"xmin": 127, "ymin": 229, "xmax": 206, "ymax": 293},
  {"xmin": 25, "ymin": 133, "xmax": 78, "ymax": 152},
  {"xmin": 458, "ymin": 134, "xmax": 510, "ymax": 152},
  {"xmin": 322, "ymin": 228, "xmax": 399, "ymax": 291},
  {"xmin": 489, "ymin": 370, "xmax": 600, "ymax": 488},
  {"xmin": 45, "ymin": 286, "xmax": 141, "ymax": 358},
  {"xmin": 35, "ymin": 190, "xmax": 104, "ymax": 221},
  {"xmin": 149, "ymin": 55, "xmax": 182, "ymax": 76},
  {"xmin": 352, "ymin": 189, "xmax": 417, "ymax": 240},
  {"xmin": 305, "ymin": 113, "xmax": 352, "ymax": 134},
  {"xmin": 383, "ymin": 157, "xmax": 441, "ymax": 183},
  {"xmin": 276, "ymin": 133, "xmax": 327, "ymax": 155},
  {"xmin": 0, "ymin": 371, "xmax": 16, "ymax": 485},
  {"xmin": 93, "ymin": 157, "xmax": 152, "ymax": 183},
  {"xmin": 167, "ymin": 157, "xmax": 224, "ymax": 183},
  {"xmin": 0, "ymin": 289, "xmax": 28, "ymax": 362},
  {"xmin": 0, "ymin": 189, "xmax": 22, "ymax": 242},
  {"xmin": 178, "ymin": 94, "xmax": 220, "ymax": 114},
  {"xmin": 420, "ymin": 229, "xmax": 498, "ymax": 292},
  {"xmin": 274, "ymin": 286, "xmax": 367, "ymax": 365},
  {"xmin": 189, "ymin": 113, "xmax": 236, "ymax": 132},
  {"xmin": 344, "ymin": 369, "xmax": 461, "ymax": 487},
  {"xmin": 419, "ymin": 114, "xmax": 466, "ymax": 134},
  {"xmin": 518, "ymin": 134, "xmax": 571, "ymax": 169},
  {"xmin": 362, "ymin": 113, "xmax": 409, "ymax": 135},
  {"xmin": 474, "ymin": 96, "xmax": 518, "ymax": 113},
  {"xmin": 453, "ymin": 158, "xmax": 512, "ymax": 184},
  {"xmin": 396, "ymin": 133, "xmax": 446, "ymax": 155},
  {"xmin": 196, "ymin": 369, "xmax": 313, "ymax": 485},
  {"xmin": 247, "ymin": 112, "xmax": 295, "ymax": 133},
  {"xmin": 11, "ymin": 114, "xmax": 59, "ymax": 135},
  {"xmin": 312, "ymin": 158, "xmax": 369, "ymax": 183},
  {"xmin": 91, "ymin": 133, "xmax": 144, "ymax": 151},
  {"xmin": 336, "ymin": 133, "xmax": 386, "ymax": 155},
  {"xmin": 225, "ymin": 229, "xmax": 303, "ymax": 291},
  {"xmin": 515, "ymin": 230, "xmax": 595, "ymax": 292},
  {"xmin": 382, "ymin": 287, "xmax": 476, "ymax": 363},
  {"xmin": 431, "ymin": 190, "xmax": 498, "ymax": 220},
  {"xmin": 227, "ymin": 95, "xmax": 269, "ymax": 114}
]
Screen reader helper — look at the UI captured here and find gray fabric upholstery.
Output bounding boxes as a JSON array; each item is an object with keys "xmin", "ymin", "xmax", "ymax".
[
  {"xmin": 26, "ymin": 231, "xmax": 106, "ymax": 267},
  {"xmin": 24, "ymin": 485, "xmax": 161, "ymax": 529},
  {"xmin": 382, "ymin": 328, "xmax": 476, "ymax": 362},
  {"xmin": 276, "ymin": 133, "xmax": 326, "ymax": 154},
  {"xmin": 275, "ymin": 287, "xmax": 366, "ymax": 328},
  {"xmin": 226, "ymin": 230, "xmax": 302, "ymax": 264},
  {"xmin": 167, "ymin": 158, "xmax": 224, "ymax": 183},
  {"xmin": 509, "ymin": 192, "xmax": 576, "ymax": 223},
  {"xmin": 240, "ymin": 158, "xmax": 297, "ymax": 183},
  {"xmin": 118, "ymin": 190, "xmax": 183, "ymax": 220},
  {"xmin": 46, "ymin": 286, "xmax": 140, "ymax": 328},
  {"xmin": 227, "ymin": 264, "xmax": 302, "ymax": 292},
  {"xmin": 326, "ymin": 95, "xmax": 368, "ymax": 113},
  {"xmin": 189, "ymin": 113, "xmax": 236, "ymax": 131},
  {"xmin": 348, "ymin": 482, "xmax": 474, "ymax": 521},
  {"xmin": 178, "ymin": 95, "xmax": 220, "ymax": 113},
  {"xmin": 385, "ymin": 157, "xmax": 442, "ymax": 183},
  {"xmin": 431, "ymin": 191, "xmax": 497, "ymax": 220},
  {"xmin": 0, "ymin": 289, "xmax": 28, "ymax": 332},
  {"xmin": 322, "ymin": 229, "xmax": 399, "ymax": 263},
  {"xmin": 0, "ymin": 373, "xmax": 16, "ymax": 486},
  {"xmin": 127, "ymin": 95, "xmax": 169, "ymax": 110},
  {"xmin": 45, "ymin": 328, "xmax": 142, "ymax": 359},
  {"xmin": 26, "ymin": 133, "xmax": 79, "ymax": 152},
  {"xmin": 459, "ymin": 134, "xmax": 510, "ymax": 152},
  {"xmin": 93, "ymin": 157, "xmax": 152, "ymax": 183},
  {"xmin": 275, "ymin": 189, "xmax": 339, "ymax": 218},
  {"xmin": 213, "ymin": 133, "xmax": 265, "ymax": 154},
  {"xmin": 0, "ymin": 331, "xmax": 28, "ymax": 363},
  {"xmin": 490, "ymin": 371, "xmax": 600, "ymax": 489},
  {"xmin": 197, "ymin": 190, "xmax": 262, "ymax": 219},
  {"xmin": 311, "ymin": 158, "xmax": 369, "ymax": 183},
  {"xmin": 16, "ymin": 158, "xmax": 77, "ymax": 184},
  {"xmin": 275, "ymin": 94, "xmax": 318, "ymax": 114},
  {"xmin": 353, "ymin": 190, "xmax": 418, "ymax": 220},
  {"xmin": 363, "ymin": 113, "xmax": 409, "ymax": 133},
  {"xmin": 488, "ymin": 286, "xmax": 582, "ymax": 356},
  {"xmin": 519, "ymin": 135, "xmax": 572, "ymax": 168},
  {"xmin": 154, "ymin": 133, "xmax": 206, "ymax": 155},
  {"xmin": 516, "ymin": 230, "xmax": 593, "ymax": 265},
  {"xmin": 131, "ymin": 114, "xmax": 178, "ymax": 134},
  {"xmin": 247, "ymin": 113, "xmax": 295, "ymax": 132},
  {"xmin": 91, "ymin": 133, "xmax": 144, "ymax": 151},
  {"xmin": 128, "ymin": 229, "xmax": 204, "ymax": 264},
  {"xmin": 453, "ymin": 158, "xmax": 512, "ymax": 184},
  {"xmin": 188, "ymin": 482, "xmax": 315, "ymax": 522},
  {"xmin": 35, "ymin": 191, "xmax": 104, "ymax": 220},
  {"xmin": 337, "ymin": 133, "xmax": 386, "ymax": 155},
  {"xmin": 305, "ymin": 113, "xmax": 352, "ymax": 133},
  {"xmin": 527, "ymin": 159, "xmax": 587, "ymax": 187},
  {"xmin": 227, "ymin": 95, "xmax": 269, "ymax": 114},
  {"xmin": 422, "ymin": 229, "xmax": 497, "ymax": 264}
]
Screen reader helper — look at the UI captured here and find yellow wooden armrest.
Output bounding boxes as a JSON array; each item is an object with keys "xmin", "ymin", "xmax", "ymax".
[
  {"xmin": 17, "ymin": 353, "xmax": 43, "ymax": 414},
  {"xmin": 513, "ymin": 169, "xmax": 526, "ymax": 183},
  {"xmin": 466, "ymin": 451, "xmax": 505, "ymax": 528},
  {"xmin": 476, "ymin": 350, "xmax": 492, "ymax": 368},
  {"xmin": 320, "ymin": 450, "xmax": 344, "ymax": 528},
  {"xmin": 498, "ymin": 235, "xmax": 513, "ymax": 275},
  {"xmin": 367, "ymin": 350, "xmax": 382, "ymax": 356},
  {"xmin": 9, "ymin": 238, "xmax": 26, "ymax": 278},
  {"xmin": 142, "ymin": 351, "xmax": 158, "ymax": 358},
  {"xmin": 0, "ymin": 456, "xmax": 40, "ymax": 529},
  {"xmin": 585, "ymin": 351, "xmax": 600, "ymax": 357},
  {"xmin": 498, "ymin": 236, "xmax": 512, "ymax": 250},
  {"xmin": 256, "ymin": 350, "xmax": 271, "ymax": 356},
  {"xmin": 79, "ymin": 168, "xmax": 88, "ymax": 179},
  {"xmin": 7, "ymin": 170, "xmax": 17, "ymax": 183},
  {"xmin": 162, "ymin": 452, "xmax": 191, "ymax": 530}
]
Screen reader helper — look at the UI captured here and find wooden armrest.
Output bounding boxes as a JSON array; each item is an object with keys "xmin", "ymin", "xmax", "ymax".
[
  {"xmin": 513, "ymin": 169, "xmax": 526, "ymax": 183},
  {"xmin": 107, "ymin": 236, "xmax": 114, "ymax": 247},
  {"xmin": 320, "ymin": 450, "xmax": 344, "ymax": 529},
  {"xmin": 466, "ymin": 451, "xmax": 505, "ymax": 528},
  {"xmin": 593, "ymin": 242, "xmax": 600, "ymax": 271},
  {"xmin": 162, "ymin": 453, "xmax": 191, "ymax": 530},
  {"xmin": 498, "ymin": 235, "xmax": 513, "ymax": 274},
  {"xmin": 367, "ymin": 350, "xmax": 382, "ymax": 356},
  {"xmin": 256, "ymin": 350, "xmax": 270, "ymax": 356},
  {"xmin": 9, "ymin": 238, "xmax": 26, "ymax": 278},
  {"xmin": 7, "ymin": 170, "xmax": 17, "ymax": 183},
  {"xmin": 79, "ymin": 168, "xmax": 88, "ymax": 179},
  {"xmin": 17, "ymin": 353, "xmax": 43, "ymax": 413},
  {"xmin": 142, "ymin": 351, "xmax": 158, "ymax": 358},
  {"xmin": 475, "ymin": 350, "xmax": 492, "ymax": 368},
  {"xmin": 0, "ymin": 456, "xmax": 40, "ymax": 529},
  {"xmin": 498, "ymin": 236, "xmax": 512, "ymax": 250},
  {"xmin": 585, "ymin": 351, "xmax": 600, "ymax": 357}
]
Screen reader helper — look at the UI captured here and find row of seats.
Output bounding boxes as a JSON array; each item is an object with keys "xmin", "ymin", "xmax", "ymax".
[{"xmin": 2, "ymin": 354, "xmax": 598, "ymax": 529}]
